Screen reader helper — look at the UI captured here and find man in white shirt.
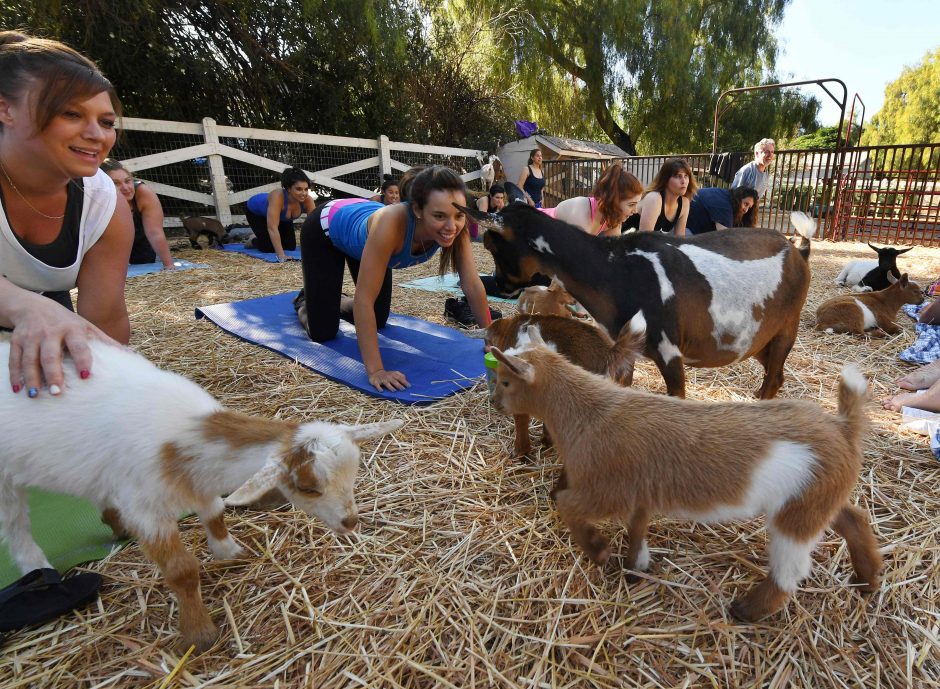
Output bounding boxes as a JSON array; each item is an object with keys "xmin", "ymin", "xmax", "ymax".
[{"xmin": 731, "ymin": 138, "xmax": 775, "ymax": 200}]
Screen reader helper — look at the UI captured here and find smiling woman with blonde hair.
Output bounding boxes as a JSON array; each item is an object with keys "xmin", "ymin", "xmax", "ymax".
[{"xmin": 0, "ymin": 30, "xmax": 132, "ymax": 399}]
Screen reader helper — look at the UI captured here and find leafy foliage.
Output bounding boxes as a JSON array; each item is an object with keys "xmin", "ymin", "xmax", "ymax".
[
  {"xmin": 862, "ymin": 46, "xmax": 940, "ymax": 146},
  {"xmin": 788, "ymin": 123, "xmax": 861, "ymax": 150},
  {"xmin": 452, "ymin": 0, "xmax": 819, "ymax": 154},
  {"xmin": 1, "ymin": 0, "xmax": 821, "ymax": 153},
  {"xmin": 1, "ymin": 0, "xmax": 514, "ymax": 148}
]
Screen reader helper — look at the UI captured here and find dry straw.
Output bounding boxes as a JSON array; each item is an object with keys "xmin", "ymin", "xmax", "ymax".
[{"xmin": 1, "ymin": 234, "xmax": 938, "ymax": 688}]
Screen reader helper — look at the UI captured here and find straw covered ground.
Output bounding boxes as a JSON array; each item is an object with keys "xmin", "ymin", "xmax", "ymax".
[{"xmin": 1, "ymin": 235, "xmax": 939, "ymax": 688}]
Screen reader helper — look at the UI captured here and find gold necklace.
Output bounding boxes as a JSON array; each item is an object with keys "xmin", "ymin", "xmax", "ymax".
[{"xmin": 0, "ymin": 158, "xmax": 67, "ymax": 220}]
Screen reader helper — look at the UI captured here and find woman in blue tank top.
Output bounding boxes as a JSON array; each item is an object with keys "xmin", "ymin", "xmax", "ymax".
[
  {"xmin": 297, "ymin": 166, "xmax": 492, "ymax": 392},
  {"xmin": 245, "ymin": 166, "xmax": 315, "ymax": 261}
]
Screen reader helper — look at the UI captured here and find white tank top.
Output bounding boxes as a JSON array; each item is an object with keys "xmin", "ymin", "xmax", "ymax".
[{"xmin": 0, "ymin": 168, "xmax": 117, "ymax": 292}]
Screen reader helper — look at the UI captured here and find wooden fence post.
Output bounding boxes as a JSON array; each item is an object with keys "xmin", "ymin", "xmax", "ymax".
[
  {"xmin": 378, "ymin": 135, "xmax": 392, "ymax": 183},
  {"xmin": 201, "ymin": 117, "xmax": 232, "ymax": 225}
]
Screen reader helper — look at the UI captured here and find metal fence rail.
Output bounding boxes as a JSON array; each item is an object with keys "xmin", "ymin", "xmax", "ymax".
[{"xmin": 543, "ymin": 143, "xmax": 940, "ymax": 245}]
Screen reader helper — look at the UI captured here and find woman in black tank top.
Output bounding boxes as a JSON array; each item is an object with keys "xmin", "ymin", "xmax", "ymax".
[
  {"xmin": 101, "ymin": 159, "xmax": 174, "ymax": 268},
  {"xmin": 637, "ymin": 158, "xmax": 697, "ymax": 236}
]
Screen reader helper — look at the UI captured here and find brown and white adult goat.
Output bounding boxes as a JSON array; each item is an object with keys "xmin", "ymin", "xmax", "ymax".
[
  {"xmin": 816, "ymin": 274, "xmax": 924, "ymax": 335},
  {"xmin": 484, "ymin": 313, "xmax": 645, "ymax": 456},
  {"xmin": 489, "ymin": 330, "xmax": 881, "ymax": 622},
  {"xmin": 466, "ymin": 204, "xmax": 815, "ymax": 399}
]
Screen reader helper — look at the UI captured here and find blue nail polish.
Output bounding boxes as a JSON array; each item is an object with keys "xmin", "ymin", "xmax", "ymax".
[{"xmin": 27, "ymin": 387, "xmax": 38, "ymax": 398}]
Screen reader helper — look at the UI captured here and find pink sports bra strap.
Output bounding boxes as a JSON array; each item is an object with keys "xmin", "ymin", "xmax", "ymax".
[{"xmin": 589, "ymin": 196, "xmax": 607, "ymax": 234}]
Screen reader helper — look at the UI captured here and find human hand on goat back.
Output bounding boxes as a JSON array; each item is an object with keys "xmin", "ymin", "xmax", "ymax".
[
  {"xmin": 369, "ymin": 368, "xmax": 410, "ymax": 392},
  {"xmin": 7, "ymin": 293, "xmax": 116, "ymax": 399}
]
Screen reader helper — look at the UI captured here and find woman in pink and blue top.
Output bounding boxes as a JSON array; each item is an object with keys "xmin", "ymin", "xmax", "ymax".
[
  {"xmin": 550, "ymin": 162, "xmax": 643, "ymax": 236},
  {"xmin": 245, "ymin": 166, "xmax": 315, "ymax": 261},
  {"xmin": 296, "ymin": 165, "xmax": 491, "ymax": 392}
]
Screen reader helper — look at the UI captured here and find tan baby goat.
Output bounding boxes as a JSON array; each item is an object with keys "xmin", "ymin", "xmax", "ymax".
[
  {"xmin": 489, "ymin": 327, "xmax": 881, "ymax": 621},
  {"xmin": 816, "ymin": 274, "xmax": 924, "ymax": 335},
  {"xmin": 484, "ymin": 313, "xmax": 645, "ymax": 457}
]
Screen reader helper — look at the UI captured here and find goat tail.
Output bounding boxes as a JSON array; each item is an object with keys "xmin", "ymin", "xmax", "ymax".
[
  {"xmin": 790, "ymin": 211, "xmax": 816, "ymax": 261},
  {"xmin": 837, "ymin": 364, "xmax": 869, "ymax": 444},
  {"xmin": 607, "ymin": 310, "xmax": 647, "ymax": 386}
]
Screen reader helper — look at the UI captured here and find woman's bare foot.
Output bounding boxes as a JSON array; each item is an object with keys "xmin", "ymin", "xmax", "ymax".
[
  {"xmin": 883, "ymin": 381, "xmax": 940, "ymax": 413},
  {"xmin": 895, "ymin": 359, "xmax": 940, "ymax": 390}
]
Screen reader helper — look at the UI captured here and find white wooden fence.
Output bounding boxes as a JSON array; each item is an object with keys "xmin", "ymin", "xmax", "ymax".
[{"xmin": 114, "ymin": 117, "xmax": 488, "ymax": 226}]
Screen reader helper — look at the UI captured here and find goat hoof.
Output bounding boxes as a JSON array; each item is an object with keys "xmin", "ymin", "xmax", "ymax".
[
  {"xmin": 586, "ymin": 535, "xmax": 611, "ymax": 567},
  {"xmin": 210, "ymin": 541, "xmax": 245, "ymax": 561},
  {"xmin": 590, "ymin": 547, "xmax": 611, "ymax": 568},
  {"xmin": 182, "ymin": 623, "xmax": 219, "ymax": 653},
  {"xmin": 623, "ymin": 570, "xmax": 641, "ymax": 584},
  {"xmin": 729, "ymin": 600, "xmax": 759, "ymax": 623},
  {"xmin": 512, "ymin": 439, "xmax": 532, "ymax": 457},
  {"xmin": 850, "ymin": 575, "xmax": 880, "ymax": 594}
]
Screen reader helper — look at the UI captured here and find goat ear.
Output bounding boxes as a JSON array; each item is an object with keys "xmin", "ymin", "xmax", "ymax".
[
  {"xmin": 225, "ymin": 462, "xmax": 285, "ymax": 507},
  {"xmin": 525, "ymin": 324, "xmax": 546, "ymax": 347},
  {"xmin": 491, "ymin": 347, "xmax": 536, "ymax": 382},
  {"xmin": 502, "ymin": 181, "xmax": 529, "ymax": 205},
  {"xmin": 899, "ymin": 273, "xmax": 909, "ymax": 286},
  {"xmin": 455, "ymin": 203, "xmax": 504, "ymax": 231},
  {"xmin": 342, "ymin": 419, "xmax": 404, "ymax": 444}
]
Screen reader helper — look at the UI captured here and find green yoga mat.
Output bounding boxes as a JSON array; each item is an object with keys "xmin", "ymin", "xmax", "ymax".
[
  {"xmin": 0, "ymin": 489, "xmax": 125, "ymax": 588},
  {"xmin": 398, "ymin": 273, "xmax": 518, "ymax": 304}
]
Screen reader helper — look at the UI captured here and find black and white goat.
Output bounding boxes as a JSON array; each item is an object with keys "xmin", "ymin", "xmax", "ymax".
[
  {"xmin": 834, "ymin": 243, "xmax": 912, "ymax": 292},
  {"xmin": 464, "ymin": 203, "xmax": 815, "ymax": 399}
]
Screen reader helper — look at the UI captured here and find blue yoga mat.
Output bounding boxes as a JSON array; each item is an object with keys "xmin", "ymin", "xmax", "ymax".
[
  {"xmin": 221, "ymin": 243, "xmax": 302, "ymax": 262},
  {"xmin": 399, "ymin": 273, "xmax": 517, "ymax": 304},
  {"xmin": 127, "ymin": 259, "xmax": 208, "ymax": 278},
  {"xmin": 195, "ymin": 292, "xmax": 485, "ymax": 404}
]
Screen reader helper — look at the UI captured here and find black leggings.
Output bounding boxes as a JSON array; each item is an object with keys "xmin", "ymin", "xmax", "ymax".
[
  {"xmin": 296, "ymin": 208, "xmax": 392, "ymax": 342},
  {"xmin": 246, "ymin": 209, "xmax": 297, "ymax": 253}
]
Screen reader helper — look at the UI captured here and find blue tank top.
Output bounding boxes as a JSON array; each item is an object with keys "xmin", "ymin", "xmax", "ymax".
[
  {"xmin": 328, "ymin": 201, "xmax": 440, "ymax": 269},
  {"xmin": 246, "ymin": 190, "xmax": 296, "ymax": 221}
]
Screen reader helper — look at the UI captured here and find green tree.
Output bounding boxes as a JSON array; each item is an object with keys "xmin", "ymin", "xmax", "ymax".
[
  {"xmin": 862, "ymin": 46, "xmax": 940, "ymax": 146},
  {"xmin": 787, "ymin": 123, "xmax": 861, "ymax": 149},
  {"xmin": 0, "ymin": 0, "xmax": 513, "ymax": 148},
  {"xmin": 451, "ymin": 0, "xmax": 818, "ymax": 154}
]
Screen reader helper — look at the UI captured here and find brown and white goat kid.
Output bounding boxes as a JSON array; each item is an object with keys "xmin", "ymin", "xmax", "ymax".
[
  {"xmin": 466, "ymin": 203, "xmax": 815, "ymax": 399},
  {"xmin": 518, "ymin": 281, "xmax": 586, "ymax": 319},
  {"xmin": 816, "ymin": 274, "xmax": 924, "ymax": 335},
  {"xmin": 0, "ymin": 339, "xmax": 401, "ymax": 651},
  {"xmin": 485, "ymin": 312, "xmax": 645, "ymax": 456},
  {"xmin": 489, "ymin": 330, "xmax": 881, "ymax": 621}
]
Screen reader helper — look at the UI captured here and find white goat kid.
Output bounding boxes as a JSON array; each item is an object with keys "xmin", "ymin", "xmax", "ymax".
[
  {"xmin": 834, "ymin": 260, "xmax": 877, "ymax": 288},
  {"xmin": 0, "ymin": 339, "xmax": 402, "ymax": 651}
]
